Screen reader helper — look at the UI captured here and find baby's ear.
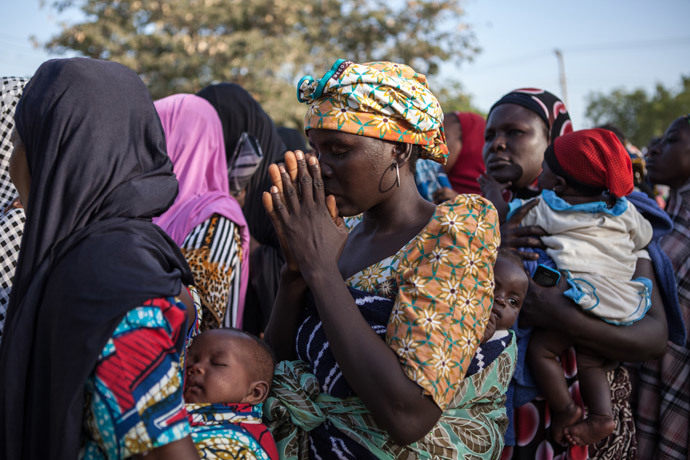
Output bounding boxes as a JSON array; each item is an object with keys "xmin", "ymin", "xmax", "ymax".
[
  {"xmin": 553, "ymin": 175, "xmax": 568, "ymax": 194},
  {"xmin": 241, "ymin": 380, "xmax": 270, "ymax": 405}
]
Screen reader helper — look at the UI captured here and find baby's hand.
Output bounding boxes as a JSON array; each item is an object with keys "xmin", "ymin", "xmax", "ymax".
[
  {"xmin": 478, "ymin": 173, "xmax": 511, "ymax": 197},
  {"xmin": 478, "ymin": 173, "xmax": 512, "ymax": 222}
]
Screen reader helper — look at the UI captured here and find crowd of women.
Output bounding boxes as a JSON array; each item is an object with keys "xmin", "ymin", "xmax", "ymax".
[{"xmin": 0, "ymin": 56, "xmax": 687, "ymax": 460}]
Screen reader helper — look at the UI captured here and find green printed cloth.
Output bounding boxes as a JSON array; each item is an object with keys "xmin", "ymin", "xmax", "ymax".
[{"xmin": 264, "ymin": 332, "xmax": 517, "ymax": 460}]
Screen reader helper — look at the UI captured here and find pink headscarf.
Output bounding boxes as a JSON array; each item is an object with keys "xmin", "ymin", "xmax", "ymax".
[{"xmin": 153, "ymin": 94, "xmax": 249, "ymax": 326}]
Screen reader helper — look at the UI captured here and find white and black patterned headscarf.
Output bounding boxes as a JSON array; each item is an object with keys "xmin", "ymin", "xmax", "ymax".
[{"xmin": 0, "ymin": 76, "xmax": 28, "ymax": 346}]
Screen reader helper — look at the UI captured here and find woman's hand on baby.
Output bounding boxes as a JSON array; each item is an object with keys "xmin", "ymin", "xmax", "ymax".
[
  {"xmin": 519, "ymin": 271, "xmax": 570, "ymax": 328},
  {"xmin": 500, "ymin": 199, "xmax": 547, "ymax": 260},
  {"xmin": 263, "ymin": 150, "xmax": 348, "ymax": 279}
]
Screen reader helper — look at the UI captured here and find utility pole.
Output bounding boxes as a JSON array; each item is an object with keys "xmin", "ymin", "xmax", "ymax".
[{"xmin": 554, "ymin": 49, "xmax": 568, "ymax": 107}]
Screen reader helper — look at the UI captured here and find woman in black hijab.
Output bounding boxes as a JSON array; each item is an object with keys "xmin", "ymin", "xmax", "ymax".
[
  {"xmin": 0, "ymin": 58, "xmax": 198, "ymax": 460},
  {"xmin": 197, "ymin": 83, "xmax": 288, "ymax": 334},
  {"xmin": 277, "ymin": 126, "xmax": 308, "ymax": 153}
]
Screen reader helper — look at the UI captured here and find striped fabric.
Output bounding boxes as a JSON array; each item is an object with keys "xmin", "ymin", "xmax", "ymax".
[
  {"xmin": 296, "ymin": 287, "xmax": 392, "ymax": 400},
  {"xmin": 637, "ymin": 183, "xmax": 690, "ymax": 459},
  {"xmin": 227, "ymin": 132, "xmax": 263, "ymax": 195},
  {"xmin": 181, "ymin": 214, "xmax": 243, "ymax": 329},
  {"xmin": 466, "ymin": 330, "xmax": 513, "ymax": 376}
]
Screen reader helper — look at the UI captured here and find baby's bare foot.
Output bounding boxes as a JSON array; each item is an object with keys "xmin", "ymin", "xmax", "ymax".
[
  {"xmin": 551, "ymin": 402, "xmax": 583, "ymax": 445},
  {"xmin": 564, "ymin": 414, "xmax": 615, "ymax": 446}
]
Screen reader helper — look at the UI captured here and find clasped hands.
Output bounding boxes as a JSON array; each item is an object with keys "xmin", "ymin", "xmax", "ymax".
[{"xmin": 262, "ymin": 151, "xmax": 348, "ymax": 279}]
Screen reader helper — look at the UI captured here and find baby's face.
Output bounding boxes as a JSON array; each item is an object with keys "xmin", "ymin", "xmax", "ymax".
[
  {"xmin": 537, "ymin": 160, "xmax": 560, "ymax": 192},
  {"xmin": 490, "ymin": 257, "xmax": 529, "ymax": 332},
  {"xmin": 184, "ymin": 330, "xmax": 253, "ymax": 404}
]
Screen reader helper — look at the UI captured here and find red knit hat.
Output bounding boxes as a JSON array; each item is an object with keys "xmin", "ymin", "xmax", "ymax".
[{"xmin": 544, "ymin": 128, "xmax": 633, "ymax": 197}]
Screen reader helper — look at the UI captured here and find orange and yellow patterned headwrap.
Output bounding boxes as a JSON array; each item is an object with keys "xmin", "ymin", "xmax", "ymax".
[{"xmin": 297, "ymin": 59, "xmax": 449, "ymax": 164}]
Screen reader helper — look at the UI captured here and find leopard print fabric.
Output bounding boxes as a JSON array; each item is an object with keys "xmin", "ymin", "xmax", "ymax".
[{"xmin": 181, "ymin": 214, "xmax": 243, "ymax": 330}]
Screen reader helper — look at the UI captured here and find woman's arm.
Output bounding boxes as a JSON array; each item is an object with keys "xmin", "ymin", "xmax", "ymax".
[
  {"xmin": 520, "ymin": 257, "xmax": 668, "ymax": 361},
  {"xmin": 307, "ymin": 267, "xmax": 442, "ymax": 445},
  {"xmin": 261, "ymin": 178, "xmax": 309, "ymax": 360},
  {"xmin": 262, "ymin": 153, "xmax": 348, "ymax": 360}
]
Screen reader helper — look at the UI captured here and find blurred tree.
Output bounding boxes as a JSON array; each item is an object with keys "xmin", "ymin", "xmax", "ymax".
[
  {"xmin": 585, "ymin": 75, "xmax": 690, "ymax": 148},
  {"xmin": 432, "ymin": 79, "xmax": 483, "ymax": 115},
  {"xmin": 41, "ymin": 0, "xmax": 478, "ymax": 127}
]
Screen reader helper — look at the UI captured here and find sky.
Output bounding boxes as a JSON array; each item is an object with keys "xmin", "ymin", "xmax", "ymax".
[
  {"xmin": 449, "ymin": 0, "xmax": 689, "ymax": 127},
  {"xmin": 1, "ymin": 0, "xmax": 688, "ymax": 129}
]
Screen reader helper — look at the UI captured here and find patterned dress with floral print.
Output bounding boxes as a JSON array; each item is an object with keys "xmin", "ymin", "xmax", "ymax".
[
  {"xmin": 347, "ymin": 194, "xmax": 499, "ymax": 409},
  {"xmin": 285, "ymin": 194, "xmax": 503, "ymax": 459}
]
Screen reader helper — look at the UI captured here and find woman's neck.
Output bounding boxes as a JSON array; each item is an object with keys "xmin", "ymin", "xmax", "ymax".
[
  {"xmin": 337, "ymin": 178, "xmax": 436, "ymax": 280},
  {"xmin": 361, "ymin": 179, "xmax": 435, "ymax": 235}
]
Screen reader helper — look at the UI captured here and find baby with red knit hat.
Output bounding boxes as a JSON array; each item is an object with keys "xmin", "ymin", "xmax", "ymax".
[{"xmin": 483, "ymin": 128, "xmax": 654, "ymax": 446}]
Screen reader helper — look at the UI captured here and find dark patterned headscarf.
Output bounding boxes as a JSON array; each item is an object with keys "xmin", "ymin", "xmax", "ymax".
[
  {"xmin": 0, "ymin": 77, "xmax": 28, "ymax": 209},
  {"xmin": 0, "ymin": 77, "xmax": 28, "ymax": 347},
  {"xmin": 489, "ymin": 88, "xmax": 573, "ymax": 141}
]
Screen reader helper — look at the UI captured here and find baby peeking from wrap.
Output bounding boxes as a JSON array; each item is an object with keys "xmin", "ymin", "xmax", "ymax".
[
  {"xmin": 184, "ymin": 329, "xmax": 278, "ymax": 460},
  {"xmin": 467, "ymin": 250, "xmax": 528, "ymax": 377}
]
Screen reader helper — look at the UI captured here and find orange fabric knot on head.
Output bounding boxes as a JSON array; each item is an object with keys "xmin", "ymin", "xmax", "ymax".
[{"xmin": 297, "ymin": 59, "xmax": 449, "ymax": 164}]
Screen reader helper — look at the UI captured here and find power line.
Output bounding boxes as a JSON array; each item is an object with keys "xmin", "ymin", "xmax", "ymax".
[
  {"xmin": 566, "ymin": 36, "xmax": 690, "ymax": 53},
  {"xmin": 466, "ymin": 36, "xmax": 690, "ymax": 73}
]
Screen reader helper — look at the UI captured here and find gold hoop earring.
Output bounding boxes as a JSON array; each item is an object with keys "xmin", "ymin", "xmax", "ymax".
[{"xmin": 392, "ymin": 162, "xmax": 400, "ymax": 188}]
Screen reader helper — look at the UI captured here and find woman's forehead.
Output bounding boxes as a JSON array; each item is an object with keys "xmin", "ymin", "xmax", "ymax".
[
  {"xmin": 308, "ymin": 129, "xmax": 381, "ymax": 149},
  {"xmin": 669, "ymin": 117, "xmax": 690, "ymax": 133},
  {"xmin": 309, "ymin": 128, "xmax": 358, "ymax": 141},
  {"xmin": 487, "ymin": 103, "xmax": 544, "ymax": 127}
]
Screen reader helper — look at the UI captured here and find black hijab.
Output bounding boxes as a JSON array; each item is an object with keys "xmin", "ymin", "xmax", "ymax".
[
  {"xmin": 0, "ymin": 58, "xmax": 192, "ymax": 460},
  {"xmin": 277, "ymin": 126, "xmax": 308, "ymax": 152}
]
